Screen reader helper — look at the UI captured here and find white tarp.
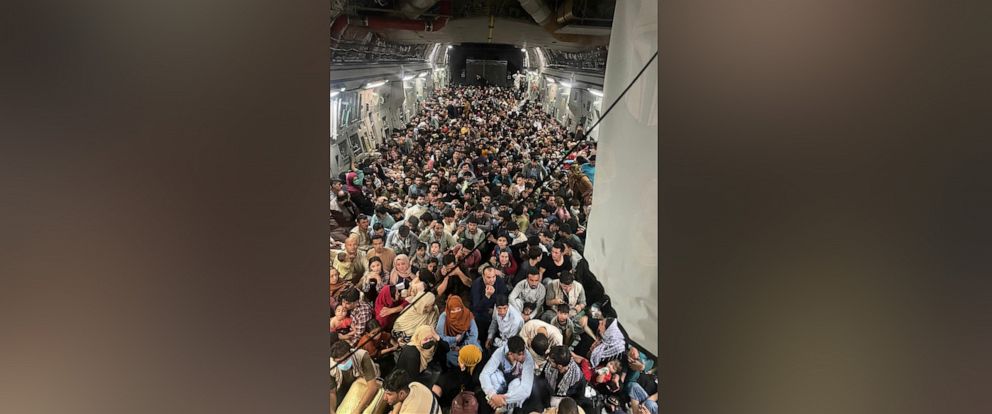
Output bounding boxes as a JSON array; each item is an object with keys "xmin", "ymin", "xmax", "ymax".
[{"xmin": 582, "ymin": 0, "xmax": 658, "ymax": 355}]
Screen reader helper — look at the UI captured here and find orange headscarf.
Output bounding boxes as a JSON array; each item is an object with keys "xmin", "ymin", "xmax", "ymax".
[{"xmin": 444, "ymin": 295, "xmax": 474, "ymax": 336}]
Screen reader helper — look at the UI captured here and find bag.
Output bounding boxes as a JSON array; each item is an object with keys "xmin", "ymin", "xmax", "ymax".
[{"xmin": 450, "ymin": 390, "xmax": 479, "ymax": 414}]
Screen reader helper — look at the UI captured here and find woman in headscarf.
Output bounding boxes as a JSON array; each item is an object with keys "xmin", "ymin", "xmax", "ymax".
[
  {"xmin": 328, "ymin": 267, "xmax": 353, "ymax": 310},
  {"xmin": 590, "ymin": 317, "xmax": 626, "ymax": 367},
  {"xmin": 389, "ymin": 254, "xmax": 416, "ymax": 286},
  {"xmin": 391, "ymin": 292, "xmax": 440, "ymax": 344},
  {"xmin": 374, "ymin": 284, "xmax": 408, "ymax": 333},
  {"xmin": 495, "ymin": 249, "xmax": 518, "ymax": 279},
  {"xmin": 435, "ymin": 344, "xmax": 485, "ymax": 405},
  {"xmin": 435, "ymin": 295, "xmax": 480, "ymax": 367},
  {"xmin": 394, "ymin": 324, "xmax": 447, "ymax": 392}
]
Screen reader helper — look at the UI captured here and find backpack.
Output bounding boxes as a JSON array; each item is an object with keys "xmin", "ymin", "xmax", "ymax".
[{"xmin": 450, "ymin": 390, "xmax": 479, "ymax": 414}]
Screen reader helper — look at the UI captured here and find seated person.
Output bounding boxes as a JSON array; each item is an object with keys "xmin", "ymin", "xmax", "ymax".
[
  {"xmin": 435, "ymin": 344, "xmax": 485, "ymax": 406},
  {"xmin": 590, "ymin": 360, "xmax": 624, "ymax": 403},
  {"xmin": 520, "ymin": 319, "xmax": 564, "ymax": 371},
  {"xmin": 374, "ymin": 284, "xmax": 407, "ymax": 333},
  {"xmin": 541, "ymin": 271, "xmax": 586, "ymax": 325},
  {"xmin": 381, "ymin": 369, "xmax": 442, "ymax": 414},
  {"xmin": 470, "ymin": 265, "xmax": 510, "ymax": 335},
  {"xmin": 435, "ymin": 295, "xmax": 480, "ymax": 367},
  {"xmin": 394, "ymin": 325, "xmax": 448, "ymax": 392},
  {"xmin": 330, "ymin": 303, "xmax": 353, "ymax": 337},
  {"xmin": 359, "ymin": 319, "xmax": 399, "ymax": 374},
  {"xmin": 533, "ymin": 397, "xmax": 585, "ymax": 414},
  {"xmin": 542, "ymin": 346, "xmax": 587, "ymax": 407},
  {"xmin": 590, "ymin": 318, "xmax": 626, "ymax": 367},
  {"xmin": 485, "ymin": 295, "xmax": 524, "ymax": 351},
  {"xmin": 549, "ymin": 304, "xmax": 582, "ymax": 352},
  {"xmin": 628, "ymin": 381, "xmax": 659, "ymax": 414},
  {"xmin": 478, "ymin": 336, "xmax": 541, "ymax": 414},
  {"xmin": 509, "ymin": 268, "xmax": 546, "ymax": 316},
  {"xmin": 391, "ymin": 292, "xmax": 439, "ymax": 344},
  {"xmin": 330, "ymin": 341, "xmax": 381, "ymax": 414}
]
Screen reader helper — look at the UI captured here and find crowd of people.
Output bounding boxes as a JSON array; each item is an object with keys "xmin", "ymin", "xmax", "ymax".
[{"xmin": 329, "ymin": 85, "xmax": 657, "ymax": 414}]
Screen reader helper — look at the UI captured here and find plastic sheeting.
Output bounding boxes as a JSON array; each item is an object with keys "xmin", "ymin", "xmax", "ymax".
[{"xmin": 582, "ymin": 0, "xmax": 658, "ymax": 355}]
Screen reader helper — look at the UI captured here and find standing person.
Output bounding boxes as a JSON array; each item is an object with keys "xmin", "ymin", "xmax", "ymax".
[
  {"xmin": 566, "ymin": 164, "xmax": 593, "ymax": 207},
  {"xmin": 435, "ymin": 295, "xmax": 480, "ymax": 367},
  {"xmin": 381, "ymin": 369, "xmax": 442, "ymax": 414},
  {"xmin": 478, "ymin": 336, "xmax": 541, "ymax": 414},
  {"xmin": 485, "ymin": 295, "xmax": 524, "ymax": 351}
]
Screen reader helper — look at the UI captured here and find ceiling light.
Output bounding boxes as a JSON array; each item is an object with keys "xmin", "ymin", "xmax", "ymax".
[
  {"xmin": 447, "ymin": 45, "xmax": 453, "ymax": 49},
  {"xmin": 363, "ymin": 80, "xmax": 387, "ymax": 89},
  {"xmin": 545, "ymin": 77, "xmax": 555, "ymax": 83},
  {"xmin": 331, "ymin": 91, "xmax": 340, "ymax": 97},
  {"xmin": 560, "ymin": 81, "xmax": 573, "ymax": 88},
  {"xmin": 340, "ymin": 87, "xmax": 346, "ymax": 92},
  {"xmin": 402, "ymin": 75, "xmax": 416, "ymax": 81},
  {"xmin": 521, "ymin": 48, "xmax": 527, "ymax": 52},
  {"xmin": 418, "ymin": 72, "xmax": 428, "ymax": 78},
  {"xmin": 589, "ymin": 89, "xmax": 603, "ymax": 97}
]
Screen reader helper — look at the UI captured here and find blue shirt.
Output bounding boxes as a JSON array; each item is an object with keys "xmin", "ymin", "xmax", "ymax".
[{"xmin": 480, "ymin": 344, "xmax": 535, "ymax": 407}]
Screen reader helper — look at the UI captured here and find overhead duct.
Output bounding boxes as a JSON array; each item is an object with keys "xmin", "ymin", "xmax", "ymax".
[
  {"xmin": 332, "ymin": 0, "xmax": 450, "ymax": 51},
  {"xmin": 396, "ymin": 0, "xmax": 441, "ymax": 20},
  {"xmin": 517, "ymin": 0, "xmax": 609, "ymax": 45},
  {"xmin": 357, "ymin": 0, "xmax": 449, "ymax": 34},
  {"xmin": 330, "ymin": 15, "xmax": 350, "ymax": 47},
  {"xmin": 332, "ymin": 14, "xmax": 449, "ymax": 43},
  {"xmin": 556, "ymin": 0, "xmax": 577, "ymax": 25}
]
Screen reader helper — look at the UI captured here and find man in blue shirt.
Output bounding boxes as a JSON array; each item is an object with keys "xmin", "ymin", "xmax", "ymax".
[{"xmin": 478, "ymin": 336, "xmax": 542, "ymax": 414}]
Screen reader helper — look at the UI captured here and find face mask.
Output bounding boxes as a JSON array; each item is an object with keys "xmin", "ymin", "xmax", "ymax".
[
  {"xmin": 337, "ymin": 358, "xmax": 353, "ymax": 371},
  {"xmin": 421, "ymin": 340, "xmax": 436, "ymax": 350}
]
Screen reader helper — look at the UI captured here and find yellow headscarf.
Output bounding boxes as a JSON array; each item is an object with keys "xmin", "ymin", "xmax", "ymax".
[{"xmin": 458, "ymin": 344, "xmax": 483, "ymax": 374}]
